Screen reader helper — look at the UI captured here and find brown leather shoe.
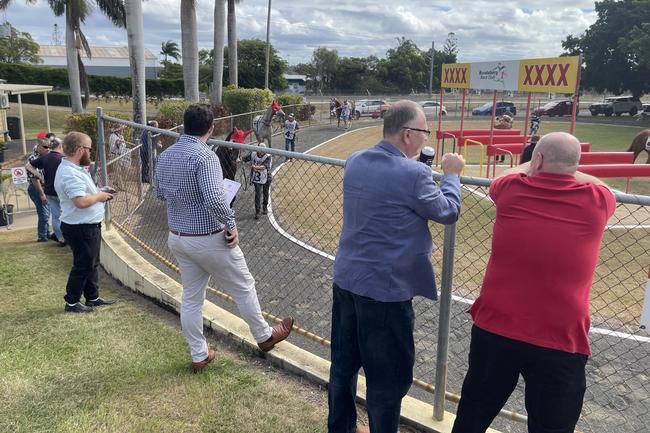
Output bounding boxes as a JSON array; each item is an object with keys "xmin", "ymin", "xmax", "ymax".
[
  {"xmin": 355, "ymin": 425, "xmax": 370, "ymax": 433},
  {"xmin": 190, "ymin": 349, "xmax": 216, "ymax": 373},
  {"xmin": 257, "ymin": 316, "xmax": 294, "ymax": 352}
]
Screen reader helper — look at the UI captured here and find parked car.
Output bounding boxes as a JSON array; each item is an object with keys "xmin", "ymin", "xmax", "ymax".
[
  {"xmin": 354, "ymin": 99, "xmax": 390, "ymax": 119},
  {"xmin": 643, "ymin": 103, "xmax": 650, "ymax": 113},
  {"xmin": 472, "ymin": 101, "xmax": 517, "ymax": 116},
  {"xmin": 419, "ymin": 101, "xmax": 447, "ymax": 117},
  {"xmin": 534, "ymin": 100, "xmax": 574, "ymax": 117},
  {"xmin": 589, "ymin": 96, "xmax": 642, "ymax": 117}
]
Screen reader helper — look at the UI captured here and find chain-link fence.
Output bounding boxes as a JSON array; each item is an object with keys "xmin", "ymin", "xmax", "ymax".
[
  {"xmin": 97, "ymin": 111, "xmax": 650, "ymax": 433},
  {"xmin": 0, "ymin": 167, "xmax": 36, "ymax": 228}
]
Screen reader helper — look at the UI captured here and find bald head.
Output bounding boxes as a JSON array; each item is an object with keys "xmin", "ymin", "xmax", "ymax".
[
  {"xmin": 383, "ymin": 100, "xmax": 422, "ymax": 137},
  {"xmin": 531, "ymin": 132, "xmax": 581, "ymax": 175}
]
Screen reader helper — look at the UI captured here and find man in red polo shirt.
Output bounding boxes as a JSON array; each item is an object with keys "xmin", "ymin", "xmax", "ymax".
[{"xmin": 452, "ymin": 132, "xmax": 616, "ymax": 433}]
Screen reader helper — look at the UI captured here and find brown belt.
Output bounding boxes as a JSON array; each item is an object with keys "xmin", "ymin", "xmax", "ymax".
[{"xmin": 169, "ymin": 228, "xmax": 223, "ymax": 237}]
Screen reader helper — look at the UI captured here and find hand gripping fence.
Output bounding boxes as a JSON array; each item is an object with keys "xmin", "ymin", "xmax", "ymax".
[{"xmin": 97, "ymin": 108, "xmax": 650, "ymax": 433}]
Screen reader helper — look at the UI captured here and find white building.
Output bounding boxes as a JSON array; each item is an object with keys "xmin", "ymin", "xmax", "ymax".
[
  {"xmin": 37, "ymin": 45, "xmax": 158, "ymax": 79},
  {"xmin": 284, "ymin": 74, "xmax": 306, "ymax": 94}
]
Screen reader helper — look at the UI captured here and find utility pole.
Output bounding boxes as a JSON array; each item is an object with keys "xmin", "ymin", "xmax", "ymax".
[
  {"xmin": 264, "ymin": 0, "xmax": 272, "ymax": 89},
  {"xmin": 428, "ymin": 41, "xmax": 435, "ymax": 96}
]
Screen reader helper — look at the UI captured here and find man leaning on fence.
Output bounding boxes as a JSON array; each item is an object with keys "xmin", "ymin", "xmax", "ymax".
[
  {"xmin": 154, "ymin": 104, "xmax": 294, "ymax": 373},
  {"xmin": 452, "ymin": 132, "xmax": 616, "ymax": 433},
  {"xmin": 25, "ymin": 133, "xmax": 51, "ymax": 242},
  {"xmin": 328, "ymin": 100, "xmax": 465, "ymax": 433}
]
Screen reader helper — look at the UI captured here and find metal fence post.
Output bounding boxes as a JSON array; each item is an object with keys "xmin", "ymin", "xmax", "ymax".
[
  {"xmin": 433, "ymin": 222, "xmax": 457, "ymax": 421},
  {"xmin": 148, "ymin": 131, "xmax": 155, "ymax": 186},
  {"xmin": 135, "ymin": 137, "xmax": 143, "ymax": 201},
  {"xmin": 96, "ymin": 107, "xmax": 111, "ymax": 229}
]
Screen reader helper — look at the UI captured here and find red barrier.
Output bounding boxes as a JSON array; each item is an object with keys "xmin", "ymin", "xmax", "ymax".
[
  {"xmin": 577, "ymin": 164, "xmax": 650, "ymax": 192},
  {"xmin": 436, "ymin": 129, "xmax": 521, "ymax": 140},
  {"xmin": 579, "ymin": 152, "xmax": 635, "ymax": 165},
  {"xmin": 486, "ymin": 144, "xmax": 525, "ymax": 177}
]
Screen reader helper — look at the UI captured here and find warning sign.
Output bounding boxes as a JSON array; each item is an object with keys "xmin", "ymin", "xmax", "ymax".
[{"xmin": 11, "ymin": 167, "xmax": 28, "ymax": 185}]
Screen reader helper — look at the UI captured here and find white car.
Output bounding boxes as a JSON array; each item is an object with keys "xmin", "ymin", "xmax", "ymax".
[
  {"xmin": 419, "ymin": 101, "xmax": 447, "ymax": 117},
  {"xmin": 354, "ymin": 99, "xmax": 390, "ymax": 119}
]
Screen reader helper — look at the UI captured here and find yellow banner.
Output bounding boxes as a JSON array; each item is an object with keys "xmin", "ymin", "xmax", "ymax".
[
  {"xmin": 441, "ymin": 63, "xmax": 471, "ymax": 89},
  {"xmin": 518, "ymin": 56, "xmax": 580, "ymax": 93}
]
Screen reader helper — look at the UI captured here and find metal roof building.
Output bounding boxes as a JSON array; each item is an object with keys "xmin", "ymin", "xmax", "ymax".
[{"xmin": 37, "ymin": 45, "xmax": 158, "ymax": 79}]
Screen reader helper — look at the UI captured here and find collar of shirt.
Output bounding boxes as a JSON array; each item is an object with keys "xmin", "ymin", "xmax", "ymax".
[
  {"xmin": 377, "ymin": 140, "xmax": 407, "ymax": 158},
  {"xmin": 178, "ymin": 134, "xmax": 209, "ymax": 148}
]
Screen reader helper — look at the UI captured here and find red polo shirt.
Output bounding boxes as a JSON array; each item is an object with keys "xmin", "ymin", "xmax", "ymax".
[{"xmin": 470, "ymin": 172, "xmax": 616, "ymax": 355}]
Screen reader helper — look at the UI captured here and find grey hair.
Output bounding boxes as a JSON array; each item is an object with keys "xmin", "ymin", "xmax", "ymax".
[{"xmin": 383, "ymin": 100, "xmax": 421, "ymax": 137}]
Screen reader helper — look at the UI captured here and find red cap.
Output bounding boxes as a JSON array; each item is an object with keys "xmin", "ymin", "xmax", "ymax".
[{"xmin": 36, "ymin": 131, "xmax": 48, "ymax": 139}]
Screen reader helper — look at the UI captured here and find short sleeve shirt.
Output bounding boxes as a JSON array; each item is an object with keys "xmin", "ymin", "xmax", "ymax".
[{"xmin": 469, "ymin": 172, "xmax": 616, "ymax": 355}]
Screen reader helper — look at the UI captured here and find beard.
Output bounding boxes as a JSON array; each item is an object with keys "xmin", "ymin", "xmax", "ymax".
[{"xmin": 80, "ymin": 151, "xmax": 92, "ymax": 167}]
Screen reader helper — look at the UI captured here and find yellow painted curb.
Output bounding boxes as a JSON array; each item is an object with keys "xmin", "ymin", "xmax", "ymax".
[{"xmin": 100, "ymin": 227, "xmax": 500, "ymax": 433}]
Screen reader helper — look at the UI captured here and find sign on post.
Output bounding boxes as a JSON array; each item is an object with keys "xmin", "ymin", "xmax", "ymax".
[
  {"xmin": 11, "ymin": 167, "xmax": 28, "ymax": 185},
  {"xmin": 441, "ymin": 56, "xmax": 580, "ymax": 94}
]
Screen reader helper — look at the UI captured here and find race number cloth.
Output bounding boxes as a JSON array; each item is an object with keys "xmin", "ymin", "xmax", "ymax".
[{"xmin": 251, "ymin": 152, "xmax": 270, "ymax": 185}]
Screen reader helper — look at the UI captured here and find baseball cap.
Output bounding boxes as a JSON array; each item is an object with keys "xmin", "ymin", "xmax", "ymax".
[
  {"xmin": 36, "ymin": 131, "xmax": 48, "ymax": 139},
  {"xmin": 288, "ymin": 113, "xmax": 294, "ymax": 117}
]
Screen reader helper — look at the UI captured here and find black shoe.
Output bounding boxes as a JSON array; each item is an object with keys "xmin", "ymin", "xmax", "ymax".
[
  {"xmin": 57, "ymin": 241, "xmax": 67, "ymax": 247},
  {"xmin": 65, "ymin": 303, "xmax": 95, "ymax": 313},
  {"xmin": 37, "ymin": 238, "xmax": 48, "ymax": 242},
  {"xmin": 254, "ymin": 213, "xmax": 260, "ymax": 220},
  {"xmin": 49, "ymin": 233, "xmax": 59, "ymax": 242},
  {"xmin": 262, "ymin": 209, "xmax": 268, "ymax": 215},
  {"xmin": 85, "ymin": 297, "xmax": 116, "ymax": 307}
]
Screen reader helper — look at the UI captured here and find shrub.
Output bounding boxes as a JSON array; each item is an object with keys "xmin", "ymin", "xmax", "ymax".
[
  {"xmin": 223, "ymin": 87, "xmax": 273, "ymax": 129},
  {"xmin": 64, "ymin": 111, "xmax": 131, "ymax": 158},
  {"xmin": 276, "ymin": 93, "xmax": 314, "ymax": 121},
  {"xmin": 211, "ymin": 103, "xmax": 232, "ymax": 136}
]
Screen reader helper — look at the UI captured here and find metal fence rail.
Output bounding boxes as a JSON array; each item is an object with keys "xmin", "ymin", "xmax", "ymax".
[{"xmin": 97, "ymin": 112, "xmax": 650, "ymax": 433}]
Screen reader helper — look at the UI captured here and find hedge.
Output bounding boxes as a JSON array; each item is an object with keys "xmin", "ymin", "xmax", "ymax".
[
  {"xmin": 223, "ymin": 87, "xmax": 274, "ymax": 129},
  {"xmin": 8, "ymin": 91, "xmax": 71, "ymax": 107},
  {"xmin": 0, "ymin": 62, "xmax": 183, "ymax": 99},
  {"xmin": 64, "ymin": 111, "xmax": 131, "ymax": 158}
]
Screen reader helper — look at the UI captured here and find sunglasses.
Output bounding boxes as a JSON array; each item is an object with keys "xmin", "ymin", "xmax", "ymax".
[{"xmin": 40, "ymin": 145, "xmax": 50, "ymax": 149}]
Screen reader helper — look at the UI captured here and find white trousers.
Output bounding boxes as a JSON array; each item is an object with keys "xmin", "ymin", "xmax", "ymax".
[{"xmin": 168, "ymin": 232, "xmax": 273, "ymax": 362}]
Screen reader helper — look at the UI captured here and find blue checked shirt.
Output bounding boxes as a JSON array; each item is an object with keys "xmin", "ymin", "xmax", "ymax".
[{"xmin": 155, "ymin": 134, "xmax": 236, "ymax": 233}]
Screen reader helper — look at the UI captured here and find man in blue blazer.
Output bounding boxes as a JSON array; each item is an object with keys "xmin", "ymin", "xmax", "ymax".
[{"xmin": 328, "ymin": 100, "xmax": 465, "ymax": 433}]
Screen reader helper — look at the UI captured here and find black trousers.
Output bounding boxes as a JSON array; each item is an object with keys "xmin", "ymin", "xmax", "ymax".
[
  {"xmin": 452, "ymin": 325, "xmax": 588, "ymax": 433},
  {"xmin": 254, "ymin": 180, "xmax": 271, "ymax": 214},
  {"xmin": 61, "ymin": 222, "xmax": 102, "ymax": 304},
  {"xmin": 328, "ymin": 284, "xmax": 415, "ymax": 433}
]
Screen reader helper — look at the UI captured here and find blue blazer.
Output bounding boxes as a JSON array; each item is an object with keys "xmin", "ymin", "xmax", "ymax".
[{"xmin": 333, "ymin": 140, "xmax": 461, "ymax": 302}]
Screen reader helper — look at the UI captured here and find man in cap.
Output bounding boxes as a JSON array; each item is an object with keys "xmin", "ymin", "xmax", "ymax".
[
  {"xmin": 25, "ymin": 132, "xmax": 51, "ymax": 241},
  {"xmin": 283, "ymin": 112, "xmax": 300, "ymax": 153}
]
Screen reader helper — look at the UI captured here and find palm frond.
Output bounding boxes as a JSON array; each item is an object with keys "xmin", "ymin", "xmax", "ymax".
[
  {"xmin": 78, "ymin": 52, "xmax": 90, "ymax": 109},
  {"xmin": 95, "ymin": 0, "xmax": 126, "ymax": 28},
  {"xmin": 77, "ymin": 28, "xmax": 91, "ymax": 59},
  {"xmin": 47, "ymin": 0, "xmax": 65, "ymax": 16}
]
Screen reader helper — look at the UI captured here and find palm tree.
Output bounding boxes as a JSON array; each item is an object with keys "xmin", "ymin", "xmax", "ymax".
[
  {"xmin": 125, "ymin": 0, "xmax": 145, "ymax": 124},
  {"xmin": 212, "ymin": 0, "xmax": 226, "ymax": 103},
  {"xmin": 180, "ymin": 0, "xmax": 199, "ymax": 101},
  {"xmin": 227, "ymin": 0, "xmax": 238, "ymax": 87},
  {"xmin": 160, "ymin": 40, "xmax": 180, "ymax": 69},
  {"xmin": 0, "ymin": 0, "xmax": 126, "ymax": 113}
]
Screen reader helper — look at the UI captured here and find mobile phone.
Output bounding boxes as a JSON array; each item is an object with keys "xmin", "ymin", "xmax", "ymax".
[{"xmin": 100, "ymin": 186, "xmax": 117, "ymax": 194}]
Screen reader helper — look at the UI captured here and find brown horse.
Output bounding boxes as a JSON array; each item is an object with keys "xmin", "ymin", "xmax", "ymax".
[{"xmin": 626, "ymin": 129, "xmax": 650, "ymax": 163}]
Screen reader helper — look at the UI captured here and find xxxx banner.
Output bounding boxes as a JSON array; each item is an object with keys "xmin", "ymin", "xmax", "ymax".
[
  {"xmin": 518, "ymin": 56, "xmax": 580, "ymax": 93},
  {"xmin": 441, "ymin": 63, "xmax": 471, "ymax": 89}
]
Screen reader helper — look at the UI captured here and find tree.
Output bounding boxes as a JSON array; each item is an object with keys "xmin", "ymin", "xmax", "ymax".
[
  {"xmin": 0, "ymin": 0, "xmax": 126, "ymax": 113},
  {"xmin": 199, "ymin": 48, "xmax": 213, "ymax": 65},
  {"xmin": 443, "ymin": 32, "xmax": 458, "ymax": 56},
  {"xmin": 563, "ymin": 0, "xmax": 650, "ymax": 97},
  {"xmin": 0, "ymin": 21, "xmax": 41, "ymax": 64},
  {"xmin": 212, "ymin": 0, "xmax": 226, "ymax": 103},
  {"xmin": 180, "ymin": 0, "xmax": 199, "ymax": 101},
  {"xmin": 378, "ymin": 38, "xmax": 428, "ymax": 93},
  {"xmin": 223, "ymin": 39, "xmax": 286, "ymax": 90},
  {"xmin": 310, "ymin": 47, "xmax": 338, "ymax": 92},
  {"xmin": 160, "ymin": 40, "xmax": 180, "ymax": 67},
  {"xmin": 227, "ymin": 0, "xmax": 239, "ymax": 86},
  {"xmin": 125, "ymin": 0, "xmax": 145, "ymax": 124}
]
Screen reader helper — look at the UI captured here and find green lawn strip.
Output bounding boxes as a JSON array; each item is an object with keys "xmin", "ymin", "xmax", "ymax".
[{"xmin": 0, "ymin": 229, "xmax": 327, "ymax": 433}]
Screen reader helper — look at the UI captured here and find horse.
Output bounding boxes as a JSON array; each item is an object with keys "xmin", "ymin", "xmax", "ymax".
[
  {"xmin": 331, "ymin": 99, "xmax": 356, "ymax": 129},
  {"xmin": 253, "ymin": 100, "xmax": 285, "ymax": 148},
  {"xmin": 626, "ymin": 129, "xmax": 650, "ymax": 163}
]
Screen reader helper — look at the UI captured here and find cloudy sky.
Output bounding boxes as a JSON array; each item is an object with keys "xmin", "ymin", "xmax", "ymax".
[{"xmin": 2, "ymin": 1, "xmax": 598, "ymax": 65}]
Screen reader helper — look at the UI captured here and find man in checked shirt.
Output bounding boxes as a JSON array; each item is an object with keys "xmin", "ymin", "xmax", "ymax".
[{"xmin": 155, "ymin": 104, "xmax": 294, "ymax": 373}]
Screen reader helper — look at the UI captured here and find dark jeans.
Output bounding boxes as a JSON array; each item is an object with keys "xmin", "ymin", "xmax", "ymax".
[
  {"xmin": 254, "ymin": 180, "xmax": 271, "ymax": 214},
  {"xmin": 328, "ymin": 284, "xmax": 415, "ymax": 433},
  {"xmin": 452, "ymin": 326, "xmax": 588, "ymax": 433},
  {"xmin": 140, "ymin": 146, "xmax": 151, "ymax": 183},
  {"xmin": 285, "ymin": 138, "xmax": 296, "ymax": 152},
  {"xmin": 61, "ymin": 222, "xmax": 102, "ymax": 304},
  {"xmin": 27, "ymin": 183, "xmax": 50, "ymax": 240}
]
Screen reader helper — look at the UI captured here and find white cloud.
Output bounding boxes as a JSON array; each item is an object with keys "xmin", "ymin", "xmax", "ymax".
[{"xmin": 2, "ymin": 1, "xmax": 598, "ymax": 65}]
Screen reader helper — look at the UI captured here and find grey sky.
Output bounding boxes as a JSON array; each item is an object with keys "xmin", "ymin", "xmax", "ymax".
[{"xmin": 2, "ymin": 1, "xmax": 597, "ymax": 65}]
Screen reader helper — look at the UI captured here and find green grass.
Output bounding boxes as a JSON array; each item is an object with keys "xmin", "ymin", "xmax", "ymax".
[{"xmin": 0, "ymin": 228, "xmax": 329, "ymax": 433}]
